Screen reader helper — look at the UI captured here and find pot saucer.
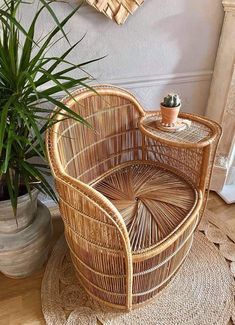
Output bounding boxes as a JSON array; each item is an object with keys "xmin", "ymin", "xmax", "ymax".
[{"xmin": 156, "ymin": 118, "xmax": 191, "ymax": 132}]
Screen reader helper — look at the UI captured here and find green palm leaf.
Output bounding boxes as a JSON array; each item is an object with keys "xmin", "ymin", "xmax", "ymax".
[{"xmin": 0, "ymin": 0, "xmax": 103, "ymax": 215}]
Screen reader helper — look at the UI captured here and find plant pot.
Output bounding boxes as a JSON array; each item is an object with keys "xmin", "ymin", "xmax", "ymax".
[
  {"xmin": 160, "ymin": 104, "xmax": 181, "ymax": 127},
  {"xmin": 0, "ymin": 188, "xmax": 38, "ymax": 233},
  {"xmin": 0, "ymin": 189, "xmax": 53, "ymax": 278}
]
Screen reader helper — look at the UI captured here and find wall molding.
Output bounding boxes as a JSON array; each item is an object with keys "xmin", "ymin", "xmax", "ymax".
[
  {"xmin": 39, "ymin": 70, "xmax": 213, "ymax": 94},
  {"xmin": 223, "ymin": 0, "xmax": 235, "ymax": 12},
  {"xmin": 103, "ymin": 70, "xmax": 213, "ymax": 89}
]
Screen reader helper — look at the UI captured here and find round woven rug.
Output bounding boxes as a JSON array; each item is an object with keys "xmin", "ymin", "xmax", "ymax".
[{"xmin": 41, "ymin": 212, "xmax": 235, "ymax": 325}]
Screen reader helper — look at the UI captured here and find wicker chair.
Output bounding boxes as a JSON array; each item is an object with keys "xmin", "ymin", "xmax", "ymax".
[{"xmin": 46, "ymin": 85, "xmax": 221, "ymax": 310}]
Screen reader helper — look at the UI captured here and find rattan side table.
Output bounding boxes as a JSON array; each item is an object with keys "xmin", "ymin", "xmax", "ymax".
[{"xmin": 138, "ymin": 111, "xmax": 222, "ymax": 220}]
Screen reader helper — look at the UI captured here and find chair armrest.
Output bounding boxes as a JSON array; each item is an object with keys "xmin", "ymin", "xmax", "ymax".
[
  {"xmin": 138, "ymin": 112, "xmax": 222, "ymax": 220},
  {"xmin": 138, "ymin": 112, "xmax": 222, "ymax": 192},
  {"xmin": 54, "ymin": 173, "xmax": 133, "ymax": 309}
]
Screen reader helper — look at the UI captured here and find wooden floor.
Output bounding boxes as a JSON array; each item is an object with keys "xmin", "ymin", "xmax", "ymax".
[
  {"xmin": 0, "ymin": 213, "xmax": 64, "ymax": 325},
  {"xmin": 0, "ymin": 192, "xmax": 234, "ymax": 325}
]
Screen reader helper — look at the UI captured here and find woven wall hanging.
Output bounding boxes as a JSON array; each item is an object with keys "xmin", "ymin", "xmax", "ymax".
[{"xmin": 85, "ymin": 0, "xmax": 144, "ymax": 25}]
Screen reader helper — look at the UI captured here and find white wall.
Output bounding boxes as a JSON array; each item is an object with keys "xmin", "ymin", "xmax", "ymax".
[{"xmin": 22, "ymin": 0, "xmax": 224, "ymax": 114}]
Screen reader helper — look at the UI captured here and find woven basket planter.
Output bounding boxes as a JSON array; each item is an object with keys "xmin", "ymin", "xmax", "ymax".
[{"xmin": 46, "ymin": 85, "xmax": 221, "ymax": 310}]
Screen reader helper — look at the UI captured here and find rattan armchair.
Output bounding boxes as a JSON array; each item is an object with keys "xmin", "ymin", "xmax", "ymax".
[{"xmin": 46, "ymin": 85, "xmax": 221, "ymax": 310}]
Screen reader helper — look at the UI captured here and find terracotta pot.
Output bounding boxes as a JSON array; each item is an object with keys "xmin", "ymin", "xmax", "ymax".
[
  {"xmin": 160, "ymin": 104, "xmax": 181, "ymax": 126},
  {"xmin": 0, "ymin": 188, "xmax": 38, "ymax": 233}
]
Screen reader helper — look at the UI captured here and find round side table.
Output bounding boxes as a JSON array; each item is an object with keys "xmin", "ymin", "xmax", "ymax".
[{"xmin": 138, "ymin": 111, "xmax": 222, "ymax": 220}]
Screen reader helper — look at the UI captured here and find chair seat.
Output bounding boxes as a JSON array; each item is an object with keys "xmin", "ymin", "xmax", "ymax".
[{"xmin": 94, "ymin": 162, "xmax": 198, "ymax": 252}]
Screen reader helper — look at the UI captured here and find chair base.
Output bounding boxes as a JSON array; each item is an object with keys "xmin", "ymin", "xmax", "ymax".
[
  {"xmin": 62, "ymin": 161, "xmax": 200, "ymax": 310},
  {"xmin": 70, "ymin": 229, "xmax": 195, "ymax": 310}
]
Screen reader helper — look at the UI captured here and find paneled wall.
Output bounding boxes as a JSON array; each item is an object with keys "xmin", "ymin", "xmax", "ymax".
[{"xmin": 22, "ymin": 0, "xmax": 223, "ymax": 113}]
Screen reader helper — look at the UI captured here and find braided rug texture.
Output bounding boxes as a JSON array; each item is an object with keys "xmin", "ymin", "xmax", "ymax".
[{"xmin": 41, "ymin": 211, "xmax": 235, "ymax": 325}]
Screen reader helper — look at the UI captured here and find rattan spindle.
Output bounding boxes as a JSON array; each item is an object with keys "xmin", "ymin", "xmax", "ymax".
[{"xmin": 46, "ymin": 85, "xmax": 221, "ymax": 310}]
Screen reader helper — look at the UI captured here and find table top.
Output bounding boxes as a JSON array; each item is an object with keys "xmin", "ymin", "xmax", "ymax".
[{"xmin": 138, "ymin": 111, "xmax": 220, "ymax": 148}]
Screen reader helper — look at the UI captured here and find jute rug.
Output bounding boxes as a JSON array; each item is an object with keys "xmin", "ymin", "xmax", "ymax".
[{"xmin": 41, "ymin": 211, "xmax": 235, "ymax": 325}]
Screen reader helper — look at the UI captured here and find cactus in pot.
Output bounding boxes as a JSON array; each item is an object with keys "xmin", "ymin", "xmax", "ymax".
[{"xmin": 160, "ymin": 94, "xmax": 181, "ymax": 126}]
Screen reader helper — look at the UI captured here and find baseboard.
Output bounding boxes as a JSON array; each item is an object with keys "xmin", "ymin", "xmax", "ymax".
[
  {"xmin": 41, "ymin": 199, "xmax": 57, "ymax": 208},
  {"xmin": 218, "ymin": 185, "xmax": 235, "ymax": 204},
  {"xmin": 226, "ymin": 165, "xmax": 235, "ymax": 185}
]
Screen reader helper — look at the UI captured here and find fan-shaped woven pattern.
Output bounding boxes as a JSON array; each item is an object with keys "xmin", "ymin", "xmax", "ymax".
[
  {"xmin": 94, "ymin": 162, "xmax": 197, "ymax": 251},
  {"xmin": 86, "ymin": 0, "xmax": 144, "ymax": 25}
]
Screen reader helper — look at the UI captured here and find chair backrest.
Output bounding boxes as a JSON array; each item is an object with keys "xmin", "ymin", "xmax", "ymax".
[
  {"xmin": 53, "ymin": 85, "xmax": 145, "ymax": 184},
  {"xmin": 46, "ymin": 86, "xmax": 146, "ymax": 310}
]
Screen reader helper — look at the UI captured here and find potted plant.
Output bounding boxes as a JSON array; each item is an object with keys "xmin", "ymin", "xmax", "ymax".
[
  {"xmin": 0, "ymin": 0, "xmax": 100, "ymax": 277},
  {"xmin": 160, "ymin": 94, "xmax": 181, "ymax": 127}
]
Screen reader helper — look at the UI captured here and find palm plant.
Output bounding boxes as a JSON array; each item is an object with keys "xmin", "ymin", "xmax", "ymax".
[{"xmin": 0, "ymin": 0, "xmax": 100, "ymax": 213}]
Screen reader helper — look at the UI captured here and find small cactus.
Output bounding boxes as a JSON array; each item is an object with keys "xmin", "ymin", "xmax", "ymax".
[{"xmin": 162, "ymin": 94, "xmax": 181, "ymax": 108}]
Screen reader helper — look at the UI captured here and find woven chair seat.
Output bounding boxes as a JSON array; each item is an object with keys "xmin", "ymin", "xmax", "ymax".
[{"xmin": 94, "ymin": 162, "xmax": 197, "ymax": 252}]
